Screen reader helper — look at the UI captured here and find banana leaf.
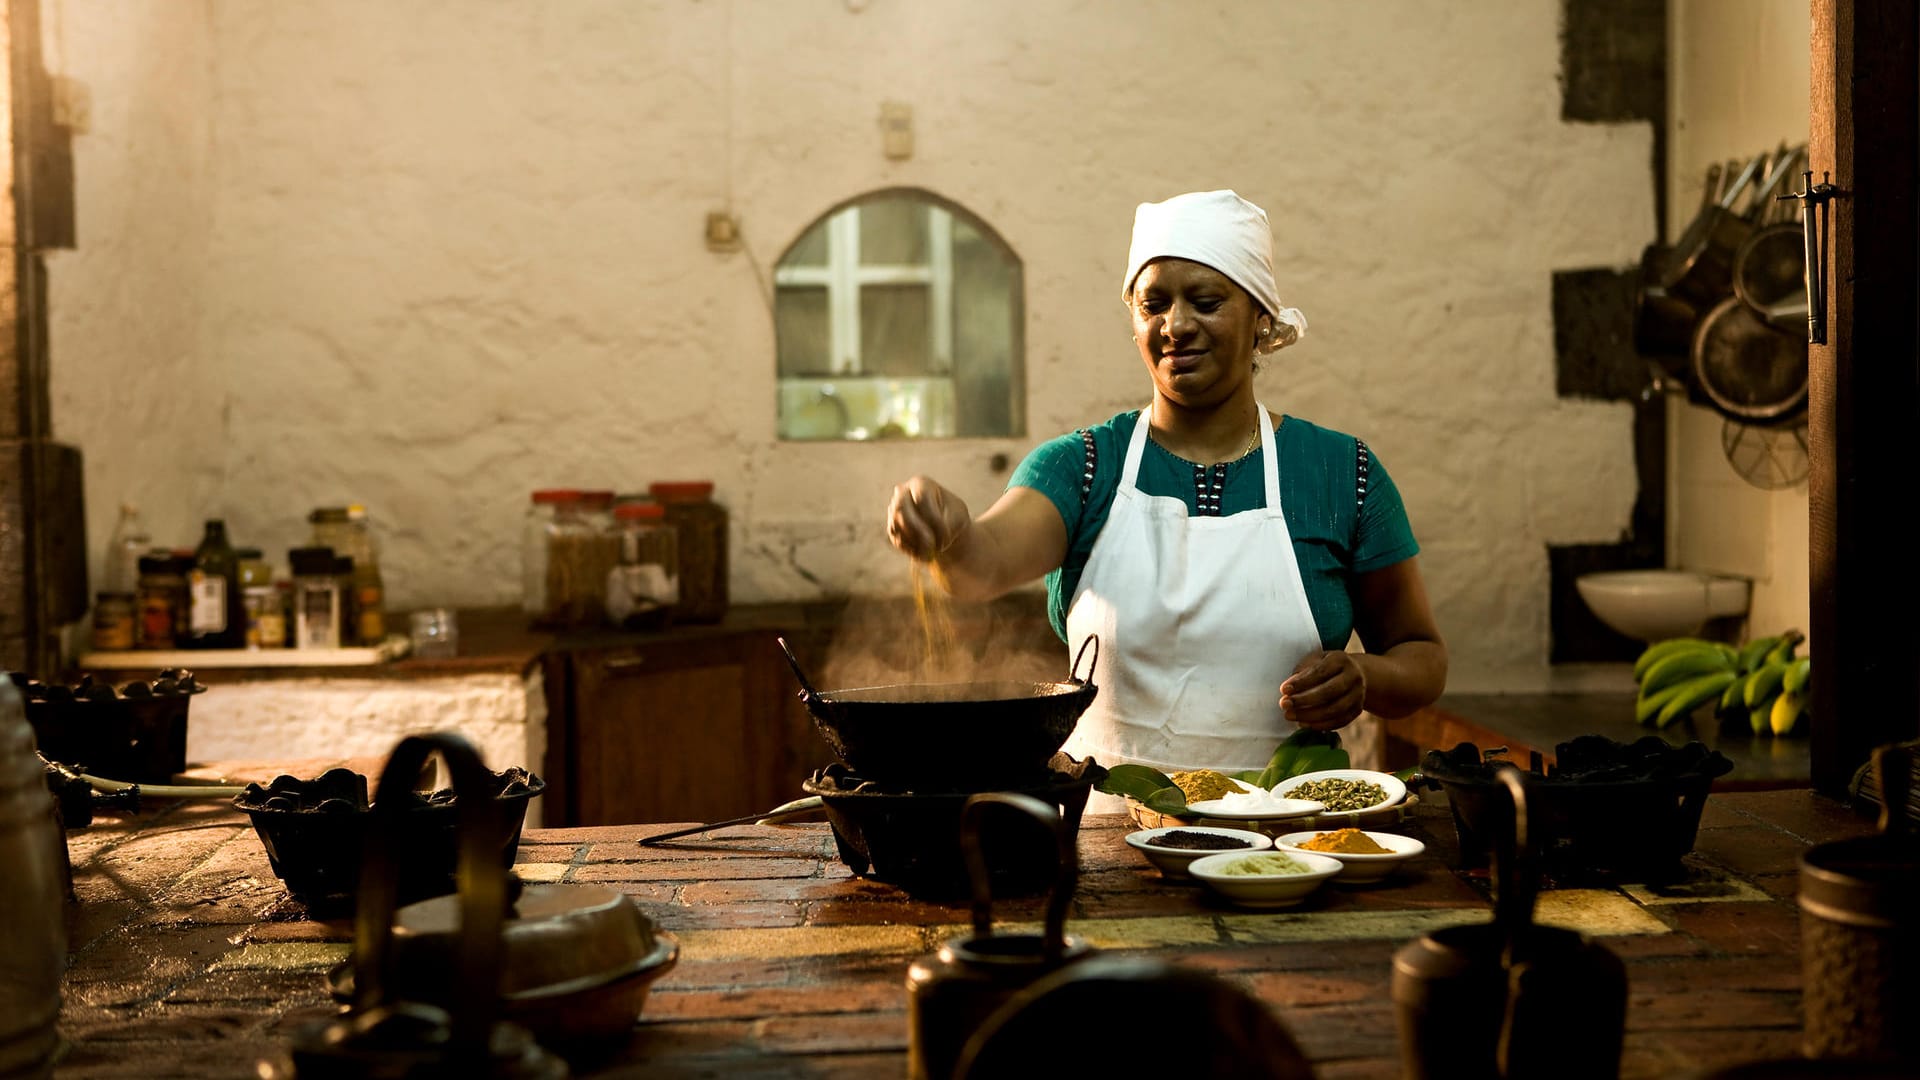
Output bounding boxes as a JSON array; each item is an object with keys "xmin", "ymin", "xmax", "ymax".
[
  {"xmin": 1098, "ymin": 763, "xmax": 1176, "ymax": 801},
  {"xmin": 1252, "ymin": 730, "xmax": 1349, "ymax": 790}
]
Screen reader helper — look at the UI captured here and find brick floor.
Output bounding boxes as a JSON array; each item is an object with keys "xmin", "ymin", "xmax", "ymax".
[{"xmin": 48, "ymin": 785, "xmax": 1882, "ymax": 1079}]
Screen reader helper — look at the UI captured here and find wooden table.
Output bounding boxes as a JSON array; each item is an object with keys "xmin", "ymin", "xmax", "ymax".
[{"xmin": 51, "ymin": 783, "xmax": 1874, "ymax": 1079}]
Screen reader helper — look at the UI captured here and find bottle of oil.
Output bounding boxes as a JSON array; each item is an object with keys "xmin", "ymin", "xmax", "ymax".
[{"xmin": 186, "ymin": 519, "xmax": 245, "ymax": 649}]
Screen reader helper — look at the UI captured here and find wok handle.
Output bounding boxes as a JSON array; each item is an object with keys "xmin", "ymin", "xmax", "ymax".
[
  {"xmin": 775, "ymin": 636, "xmax": 824, "ymax": 702},
  {"xmin": 1070, "ymin": 635, "xmax": 1100, "ymax": 686},
  {"xmin": 959, "ymin": 792, "xmax": 1077, "ymax": 959}
]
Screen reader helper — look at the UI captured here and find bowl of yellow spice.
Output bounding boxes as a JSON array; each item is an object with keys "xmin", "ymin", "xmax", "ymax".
[
  {"xmin": 1186, "ymin": 849, "xmax": 1344, "ymax": 909},
  {"xmin": 1274, "ymin": 829, "xmax": 1425, "ymax": 885}
]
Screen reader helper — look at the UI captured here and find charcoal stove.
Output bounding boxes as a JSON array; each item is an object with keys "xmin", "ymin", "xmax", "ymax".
[{"xmin": 803, "ymin": 752, "xmax": 1106, "ymax": 900}]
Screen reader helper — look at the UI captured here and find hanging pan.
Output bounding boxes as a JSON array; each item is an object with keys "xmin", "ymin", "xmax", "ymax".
[
  {"xmin": 1658, "ymin": 152, "xmax": 1764, "ymax": 309},
  {"xmin": 1691, "ymin": 294, "xmax": 1808, "ymax": 428},
  {"xmin": 1632, "ymin": 161, "xmax": 1722, "ymax": 360},
  {"xmin": 1732, "ymin": 145, "xmax": 1811, "ymax": 332}
]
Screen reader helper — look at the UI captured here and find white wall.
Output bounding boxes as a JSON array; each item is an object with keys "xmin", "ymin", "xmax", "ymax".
[
  {"xmin": 1667, "ymin": 0, "xmax": 1812, "ymax": 650},
  {"xmin": 48, "ymin": 0, "xmax": 1659, "ymax": 689},
  {"xmin": 45, "ymin": 0, "xmax": 221, "ymax": 582}
]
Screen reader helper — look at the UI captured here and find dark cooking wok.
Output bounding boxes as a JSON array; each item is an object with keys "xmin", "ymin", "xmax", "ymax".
[{"xmin": 778, "ymin": 636, "xmax": 1100, "ymax": 792}]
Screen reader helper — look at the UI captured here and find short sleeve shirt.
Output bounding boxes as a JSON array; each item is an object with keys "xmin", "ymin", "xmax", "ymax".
[{"xmin": 1009, "ymin": 410, "xmax": 1420, "ymax": 648}]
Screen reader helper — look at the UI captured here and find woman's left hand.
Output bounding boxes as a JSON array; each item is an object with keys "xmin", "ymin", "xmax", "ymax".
[{"xmin": 1279, "ymin": 651, "xmax": 1366, "ymax": 731}]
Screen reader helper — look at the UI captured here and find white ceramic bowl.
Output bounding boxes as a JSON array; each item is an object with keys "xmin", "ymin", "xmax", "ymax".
[
  {"xmin": 1186, "ymin": 848, "xmax": 1343, "ymax": 909},
  {"xmin": 1271, "ymin": 769, "xmax": 1408, "ymax": 815},
  {"xmin": 1273, "ymin": 830, "xmax": 1426, "ymax": 884},
  {"xmin": 1123, "ymin": 826, "xmax": 1272, "ymax": 879}
]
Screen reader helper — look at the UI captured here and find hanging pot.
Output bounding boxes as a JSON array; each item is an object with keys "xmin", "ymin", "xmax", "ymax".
[
  {"xmin": 1633, "ymin": 162, "xmax": 1723, "ymax": 360},
  {"xmin": 1733, "ymin": 146, "xmax": 1812, "ymax": 328},
  {"xmin": 1691, "ymin": 296, "xmax": 1809, "ymax": 427},
  {"xmin": 1659, "ymin": 153, "xmax": 1765, "ymax": 309}
]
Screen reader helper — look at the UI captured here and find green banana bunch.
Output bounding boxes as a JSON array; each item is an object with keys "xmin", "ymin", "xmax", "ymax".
[
  {"xmin": 1717, "ymin": 630, "xmax": 1809, "ymax": 737},
  {"xmin": 1632, "ymin": 636, "xmax": 1739, "ymax": 728}
]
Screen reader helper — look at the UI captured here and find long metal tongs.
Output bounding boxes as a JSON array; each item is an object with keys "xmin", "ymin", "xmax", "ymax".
[{"xmin": 636, "ymin": 795, "xmax": 825, "ymax": 847}]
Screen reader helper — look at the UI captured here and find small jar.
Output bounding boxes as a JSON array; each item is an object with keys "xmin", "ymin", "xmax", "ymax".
[
  {"xmin": 91, "ymin": 592, "xmax": 137, "ymax": 652},
  {"xmin": 649, "ymin": 481, "xmax": 728, "ymax": 623},
  {"xmin": 605, "ymin": 500, "xmax": 680, "ymax": 631},
  {"xmin": 290, "ymin": 546, "xmax": 345, "ymax": 650},
  {"xmin": 237, "ymin": 550, "xmax": 284, "ymax": 649},
  {"xmin": 135, "ymin": 551, "xmax": 191, "ymax": 650}
]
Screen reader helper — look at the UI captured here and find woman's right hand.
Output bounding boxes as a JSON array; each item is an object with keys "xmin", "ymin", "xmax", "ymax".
[{"xmin": 887, "ymin": 476, "xmax": 973, "ymax": 560}]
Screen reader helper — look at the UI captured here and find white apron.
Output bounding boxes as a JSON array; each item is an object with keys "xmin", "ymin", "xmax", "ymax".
[{"xmin": 1061, "ymin": 405, "xmax": 1324, "ymax": 813}]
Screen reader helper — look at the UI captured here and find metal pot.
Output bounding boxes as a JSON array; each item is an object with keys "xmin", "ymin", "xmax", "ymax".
[
  {"xmin": 1797, "ymin": 743, "xmax": 1920, "ymax": 1064},
  {"xmin": 1392, "ymin": 769, "xmax": 1627, "ymax": 1080},
  {"xmin": 264, "ymin": 732, "xmax": 567, "ymax": 1079},
  {"xmin": 1691, "ymin": 295, "xmax": 1809, "ymax": 428},
  {"xmin": 781, "ymin": 636, "xmax": 1099, "ymax": 791},
  {"xmin": 905, "ymin": 792, "xmax": 1092, "ymax": 1080},
  {"xmin": 328, "ymin": 882, "xmax": 680, "ymax": 1047}
]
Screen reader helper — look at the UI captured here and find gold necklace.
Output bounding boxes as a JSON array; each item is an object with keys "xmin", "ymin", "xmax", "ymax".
[{"xmin": 1147, "ymin": 407, "xmax": 1264, "ymax": 464}]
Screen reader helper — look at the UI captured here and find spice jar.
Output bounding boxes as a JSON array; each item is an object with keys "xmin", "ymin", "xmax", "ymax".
[
  {"xmin": 649, "ymin": 481, "xmax": 728, "ymax": 623},
  {"xmin": 524, "ymin": 489, "xmax": 619, "ymax": 629},
  {"xmin": 90, "ymin": 592, "xmax": 137, "ymax": 652},
  {"xmin": 136, "ymin": 551, "xmax": 191, "ymax": 650},
  {"xmin": 238, "ymin": 549, "xmax": 283, "ymax": 649},
  {"xmin": 290, "ymin": 546, "xmax": 345, "ymax": 650},
  {"xmin": 605, "ymin": 500, "xmax": 679, "ymax": 631}
]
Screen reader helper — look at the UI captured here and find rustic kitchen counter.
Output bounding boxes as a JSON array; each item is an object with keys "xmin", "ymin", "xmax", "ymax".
[{"xmin": 49, "ymin": 777, "xmax": 1874, "ymax": 1079}]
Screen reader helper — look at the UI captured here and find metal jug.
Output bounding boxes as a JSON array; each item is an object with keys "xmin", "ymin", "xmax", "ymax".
[
  {"xmin": 1392, "ymin": 767, "xmax": 1627, "ymax": 1079},
  {"xmin": 261, "ymin": 732, "xmax": 566, "ymax": 1079},
  {"xmin": 905, "ymin": 792, "xmax": 1092, "ymax": 1080},
  {"xmin": 0, "ymin": 679, "xmax": 67, "ymax": 1077},
  {"xmin": 1798, "ymin": 742, "xmax": 1919, "ymax": 1063}
]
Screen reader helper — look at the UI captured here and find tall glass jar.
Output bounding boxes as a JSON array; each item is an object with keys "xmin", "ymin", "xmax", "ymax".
[
  {"xmin": 136, "ymin": 551, "xmax": 190, "ymax": 650},
  {"xmin": 524, "ymin": 490, "xmax": 619, "ymax": 629},
  {"xmin": 649, "ymin": 481, "xmax": 728, "ymax": 623},
  {"xmin": 522, "ymin": 490, "xmax": 581, "ymax": 623},
  {"xmin": 605, "ymin": 500, "xmax": 679, "ymax": 631}
]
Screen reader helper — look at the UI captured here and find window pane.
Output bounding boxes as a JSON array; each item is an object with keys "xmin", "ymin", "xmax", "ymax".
[
  {"xmin": 859, "ymin": 199, "xmax": 927, "ymax": 265},
  {"xmin": 776, "ymin": 286, "xmax": 830, "ymax": 376},
  {"xmin": 786, "ymin": 222, "xmax": 830, "ymax": 268},
  {"xmin": 861, "ymin": 284, "xmax": 928, "ymax": 375}
]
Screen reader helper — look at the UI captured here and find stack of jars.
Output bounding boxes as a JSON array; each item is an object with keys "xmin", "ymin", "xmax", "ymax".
[
  {"xmin": 521, "ymin": 481, "xmax": 727, "ymax": 631},
  {"xmin": 97, "ymin": 505, "xmax": 388, "ymax": 654}
]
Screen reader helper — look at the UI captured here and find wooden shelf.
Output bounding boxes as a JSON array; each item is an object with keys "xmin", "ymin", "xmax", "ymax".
[{"xmin": 80, "ymin": 635, "xmax": 412, "ymax": 669}]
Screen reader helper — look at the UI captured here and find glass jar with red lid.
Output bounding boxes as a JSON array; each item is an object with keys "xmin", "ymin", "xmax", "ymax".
[
  {"xmin": 605, "ymin": 500, "xmax": 680, "ymax": 631},
  {"xmin": 648, "ymin": 481, "xmax": 728, "ymax": 623}
]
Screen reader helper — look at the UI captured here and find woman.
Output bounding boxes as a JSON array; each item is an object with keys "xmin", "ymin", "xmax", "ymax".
[{"xmin": 886, "ymin": 190, "xmax": 1446, "ymax": 799}]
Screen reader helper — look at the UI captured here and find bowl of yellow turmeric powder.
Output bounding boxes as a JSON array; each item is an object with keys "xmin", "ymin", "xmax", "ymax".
[{"xmin": 1273, "ymin": 829, "xmax": 1425, "ymax": 885}]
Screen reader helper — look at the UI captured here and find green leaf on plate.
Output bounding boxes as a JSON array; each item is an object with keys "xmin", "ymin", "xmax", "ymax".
[
  {"xmin": 1098, "ymin": 763, "xmax": 1176, "ymax": 802},
  {"xmin": 1254, "ymin": 729, "xmax": 1350, "ymax": 789},
  {"xmin": 1143, "ymin": 785, "xmax": 1191, "ymax": 816}
]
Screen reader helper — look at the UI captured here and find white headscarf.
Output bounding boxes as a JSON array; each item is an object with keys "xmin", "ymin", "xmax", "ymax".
[{"xmin": 1122, "ymin": 189, "xmax": 1307, "ymax": 354}]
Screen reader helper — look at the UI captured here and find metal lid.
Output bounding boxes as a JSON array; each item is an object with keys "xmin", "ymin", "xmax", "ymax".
[{"xmin": 1798, "ymin": 835, "xmax": 1920, "ymax": 929}]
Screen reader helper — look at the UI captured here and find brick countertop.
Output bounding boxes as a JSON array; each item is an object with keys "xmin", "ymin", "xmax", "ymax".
[{"xmin": 52, "ymin": 786, "xmax": 1874, "ymax": 1079}]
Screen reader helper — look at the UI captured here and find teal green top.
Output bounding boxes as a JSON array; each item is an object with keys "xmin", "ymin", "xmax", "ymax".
[{"xmin": 1009, "ymin": 410, "xmax": 1420, "ymax": 649}]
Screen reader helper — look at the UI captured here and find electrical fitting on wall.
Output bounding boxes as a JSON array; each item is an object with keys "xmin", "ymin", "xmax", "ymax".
[
  {"xmin": 706, "ymin": 211, "xmax": 741, "ymax": 252},
  {"xmin": 879, "ymin": 102, "xmax": 913, "ymax": 160}
]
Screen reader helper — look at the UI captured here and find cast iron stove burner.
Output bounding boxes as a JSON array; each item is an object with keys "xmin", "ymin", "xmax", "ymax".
[{"xmin": 803, "ymin": 752, "xmax": 1105, "ymax": 901}]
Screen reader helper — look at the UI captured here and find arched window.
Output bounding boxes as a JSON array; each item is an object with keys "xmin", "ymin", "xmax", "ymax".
[{"xmin": 775, "ymin": 189, "xmax": 1024, "ymax": 440}]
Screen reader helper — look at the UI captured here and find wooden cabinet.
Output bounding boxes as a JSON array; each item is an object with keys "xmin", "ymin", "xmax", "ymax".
[{"xmin": 546, "ymin": 626, "xmax": 817, "ymax": 827}]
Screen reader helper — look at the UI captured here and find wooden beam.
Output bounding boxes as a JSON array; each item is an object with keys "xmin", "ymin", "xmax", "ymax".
[{"xmin": 1807, "ymin": 0, "xmax": 1920, "ymax": 795}]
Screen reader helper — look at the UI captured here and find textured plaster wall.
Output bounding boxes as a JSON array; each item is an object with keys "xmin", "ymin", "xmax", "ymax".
[
  {"xmin": 44, "ymin": 0, "xmax": 221, "ymax": 586},
  {"xmin": 47, "ymin": 1, "xmax": 1655, "ymax": 689},
  {"xmin": 1666, "ymin": 0, "xmax": 1812, "ymax": 649}
]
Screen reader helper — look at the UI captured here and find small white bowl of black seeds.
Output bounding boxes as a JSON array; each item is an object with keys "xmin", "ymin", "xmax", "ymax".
[{"xmin": 1124, "ymin": 825, "xmax": 1273, "ymax": 879}]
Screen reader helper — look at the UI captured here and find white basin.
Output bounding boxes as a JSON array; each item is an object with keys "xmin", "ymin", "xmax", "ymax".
[{"xmin": 1575, "ymin": 569, "xmax": 1750, "ymax": 643}]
